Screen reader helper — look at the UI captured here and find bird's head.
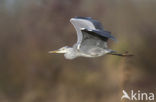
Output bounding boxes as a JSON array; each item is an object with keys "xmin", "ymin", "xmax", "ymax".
[
  {"xmin": 49, "ymin": 46, "xmax": 77, "ymax": 59},
  {"xmin": 48, "ymin": 46, "xmax": 70, "ymax": 54}
]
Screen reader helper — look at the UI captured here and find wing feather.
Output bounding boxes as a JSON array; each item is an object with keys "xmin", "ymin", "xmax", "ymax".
[
  {"xmin": 81, "ymin": 28, "xmax": 116, "ymax": 41},
  {"xmin": 70, "ymin": 17, "xmax": 116, "ymax": 49},
  {"xmin": 70, "ymin": 17, "xmax": 96, "ymax": 45}
]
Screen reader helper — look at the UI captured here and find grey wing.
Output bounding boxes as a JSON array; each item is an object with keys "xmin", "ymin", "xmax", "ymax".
[
  {"xmin": 86, "ymin": 17, "xmax": 104, "ymax": 30},
  {"xmin": 78, "ymin": 30, "xmax": 108, "ymax": 55},
  {"xmin": 70, "ymin": 17, "xmax": 104, "ymax": 47},
  {"xmin": 82, "ymin": 28, "xmax": 116, "ymax": 41},
  {"xmin": 73, "ymin": 17, "xmax": 105, "ymax": 30}
]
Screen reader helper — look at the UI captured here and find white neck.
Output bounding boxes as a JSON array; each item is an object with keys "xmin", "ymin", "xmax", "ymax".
[{"xmin": 64, "ymin": 47, "xmax": 78, "ymax": 59}]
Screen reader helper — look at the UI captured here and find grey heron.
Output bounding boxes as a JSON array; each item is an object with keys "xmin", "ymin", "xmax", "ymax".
[{"xmin": 49, "ymin": 17, "xmax": 133, "ymax": 59}]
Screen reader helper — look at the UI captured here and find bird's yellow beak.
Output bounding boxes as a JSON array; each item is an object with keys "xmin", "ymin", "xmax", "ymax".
[
  {"xmin": 48, "ymin": 50, "xmax": 59, "ymax": 53},
  {"xmin": 48, "ymin": 49, "xmax": 66, "ymax": 53}
]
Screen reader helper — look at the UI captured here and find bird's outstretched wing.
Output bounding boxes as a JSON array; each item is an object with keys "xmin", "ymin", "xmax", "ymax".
[
  {"xmin": 76, "ymin": 30, "xmax": 108, "ymax": 55},
  {"xmin": 70, "ymin": 17, "xmax": 115, "ymax": 49},
  {"xmin": 81, "ymin": 28, "xmax": 116, "ymax": 41}
]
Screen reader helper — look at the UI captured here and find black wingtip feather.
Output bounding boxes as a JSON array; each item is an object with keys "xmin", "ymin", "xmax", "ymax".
[
  {"xmin": 81, "ymin": 29, "xmax": 109, "ymax": 41},
  {"xmin": 81, "ymin": 28, "xmax": 116, "ymax": 41},
  {"xmin": 75, "ymin": 16, "xmax": 92, "ymax": 20}
]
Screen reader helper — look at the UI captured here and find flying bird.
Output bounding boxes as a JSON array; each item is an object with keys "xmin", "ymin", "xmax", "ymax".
[{"xmin": 49, "ymin": 17, "xmax": 133, "ymax": 59}]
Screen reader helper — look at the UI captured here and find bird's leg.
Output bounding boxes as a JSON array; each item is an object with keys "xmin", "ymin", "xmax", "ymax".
[{"xmin": 110, "ymin": 51, "xmax": 134, "ymax": 57}]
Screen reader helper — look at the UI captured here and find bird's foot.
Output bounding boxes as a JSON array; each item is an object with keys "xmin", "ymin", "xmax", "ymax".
[{"xmin": 110, "ymin": 51, "xmax": 134, "ymax": 57}]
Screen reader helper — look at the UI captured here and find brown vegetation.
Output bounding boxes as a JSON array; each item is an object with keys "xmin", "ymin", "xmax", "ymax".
[{"xmin": 0, "ymin": 0, "xmax": 156, "ymax": 102}]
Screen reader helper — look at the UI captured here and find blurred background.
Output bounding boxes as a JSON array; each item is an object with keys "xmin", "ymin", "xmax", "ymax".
[{"xmin": 0, "ymin": 0, "xmax": 156, "ymax": 102}]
